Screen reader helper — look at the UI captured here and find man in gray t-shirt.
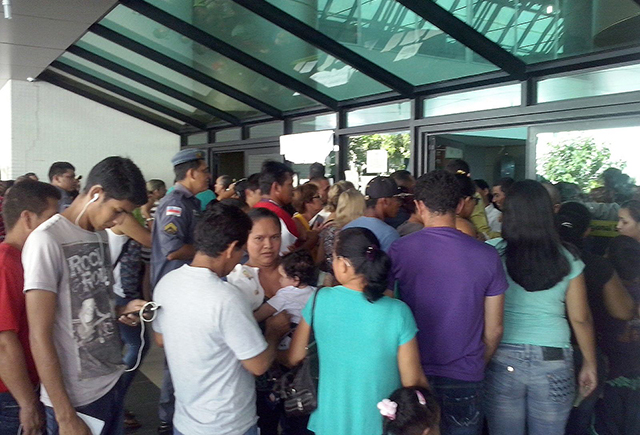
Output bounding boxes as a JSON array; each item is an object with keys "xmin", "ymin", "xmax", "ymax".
[
  {"xmin": 24, "ymin": 157, "xmax": 149, "ymax": 435},
  {"xmin": 154, "ymin": 202, "xmax": 289, "ymax": 435}
]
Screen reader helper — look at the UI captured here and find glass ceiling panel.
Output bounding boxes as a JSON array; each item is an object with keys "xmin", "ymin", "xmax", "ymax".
[
  {"xmin": 48, "ymin": 66, "xmax": 188, "ymax": 127},
  {"xmin": 75, "ymin": 32, "xmax": 260, "ymax": 119},
  {"xmin": 433, "ymin": 0, "xmax": 640, "ymax": 64},
  {"xmin": 100, "ymin": 6, "xmax": 318, "ymax": 112},
  {"xmin": 58, "ymin": 52, "xmax": 218, "ymax": 125},
  {"xmin": 265, "ymin": 0, "xmax": 498, "ymax": 85},
  {"xmin": 144, "ymin": 0, "xmax": 390, "ymax": 100}
]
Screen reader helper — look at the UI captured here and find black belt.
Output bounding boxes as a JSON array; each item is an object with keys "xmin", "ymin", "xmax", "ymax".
[{"xmin": 541, "ymin": 346, "xmax": 564, "ymax": 361}]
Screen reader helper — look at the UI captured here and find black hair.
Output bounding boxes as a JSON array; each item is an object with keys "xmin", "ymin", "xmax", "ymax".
[
  {"xmin": 82, "ymin": 156, "xmax": 148, "ymax": 206},
  {"xmin": 335, "ymin": 227, "xmax": 391, "ymax": 302},
  {"xmin": 194, "ymin": 202, "xmax": 252, "ymax": 258},
  {"xmin": 455, "ymin": 173, "xmax": 476, "ymax": 197},
  {"xmin": 382, "ymin": 387, "xmax": 440, "ymax": 435},
  {"xmin": 48, "ymin": 161, "xmax": 75, "ymax": 181},
  {"xmin": 445, "ymin": 159, "xmax": 470, "ymax": 176},
  {"xmin": 557, "ymin": 202, "xmax": 591, "ymax": 249},
  {"xmin": 220, "ymin": 197, "xmax": 249, "ymax": 211},
  {"xmin": 234, "ymin": 173, "xmax": 260, "ymax": 203},
  {"xmin": 494, "ymin": 177, "xmax": 515, "ymax": 192},
  {"xmin": 217, "ymin": 174, "xmax": 232, "ymax": 189},
  {"xmin": 259, "ymin": 160, "xmax": 294, "ymax": 195},
  {"xmin": 414, "ymin": 170, "xmax": 462, "ymax": 215},
  {"xmin": 0, "ymin": 180, "xmax": 14, "ymax": 196},
  {"xmin": 474, "ymin": 179, "xmax": 489, "ymax": 190},
  {"xmin": 309, "ymin": 162, "xmax": 325, "ymax": 179},
  {"xmin": 174, "ymin": 159, "xmax": 203, "ymax": 182},
  {"xmin": 2, "ymin": 180, "xmax": 61, "ymax": 230},
  {"xmin": 608, "ymin": 235, "xmax": 640, "ymax": 281},
  {"xmin": 556, "ymin": 182, "xmax": 583, "ymax": 203},
  {"xmin": 247, "ymin": 207, "xmax": 281, "ymax": 229},
  {"xmin": 280, "ymin": 250, "xmax": 317, "ymax": 287},
  {"xmin": 502, "ymin": 180, "xmax": 571, "ymax": 291},
  {"xmin": 620, "ymin": 200, "xmax": 640, "ymax": 223}
]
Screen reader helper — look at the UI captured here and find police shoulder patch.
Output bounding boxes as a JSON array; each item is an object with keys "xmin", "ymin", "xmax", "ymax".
[
  {"xmin": 166, "ymin": 206, "xmax": 182, "ymax": 217},
  {"xmin": 164, "ymin": 223, "xmax": 178, "ymax": 235}
]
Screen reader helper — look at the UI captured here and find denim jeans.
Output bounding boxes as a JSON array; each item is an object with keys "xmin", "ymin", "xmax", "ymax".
[
  {"xmin": 158, "ymin": 358, "xmax": 175, "ymax": 424},
  {"xmin": 427, "ymin": 376, "xmax": 483, "ymax": 435},
  {"xmin": 0, "ymin": 392, "xmax": 20, "ymax": 435},
  {"xmin": 484, "ymin": 343, "xmax": 575, "ymax": 435},
  {"xmin": 174, "ymin": 423, "xmax": 259, "ymax": 435},
  {"xmin": 45, "ymin": 377, "xmax": 125, "ymax": 435},
  {"xmin": 118, "ymin": 322, "xmax": 150, "ymax": 397}
]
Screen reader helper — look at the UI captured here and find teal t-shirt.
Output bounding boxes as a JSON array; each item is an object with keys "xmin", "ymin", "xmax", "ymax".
[
  {"xmin": 487, "ymin": 238, "xmax": 585, "ymax": 348},
  {"xmin": 302, "ymin": 286, "xmax": 417, "ymax": 435},
  {"xmin": 166, "ymin": 187, "xmax": 216, "ymax": 211}
]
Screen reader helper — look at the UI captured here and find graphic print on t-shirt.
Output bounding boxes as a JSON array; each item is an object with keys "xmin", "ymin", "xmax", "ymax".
[{"xmin": 63, "ymin": 241, "xmax": 122, "ymax": 380}]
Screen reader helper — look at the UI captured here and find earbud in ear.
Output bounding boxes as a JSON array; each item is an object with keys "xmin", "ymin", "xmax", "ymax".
[{"xmin": 93, "ymin": 193, "xmax": 99, "ymax": 201}]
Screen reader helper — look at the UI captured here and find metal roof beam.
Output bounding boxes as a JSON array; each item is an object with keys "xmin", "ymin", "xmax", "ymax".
[
  {"xmin": 67, "ymin": 45, "xmax": 241, "ymax": 126},
  {"xmin": 395, "ymin": 0, "xmax": 527, "ymax": 80},
  {"xmin": 38, "ymin": 70, "xmax": 183, "ymax": 134},
  {"xmin": 90, "ymin": 24, "xmax": 283, "ymax": 120},
  {"xmin": 232, "ymin": 0, "xmax": 415, "ymax": 97},
  {"xmin": 51, "ymin": 61, "xmax": 208, "ymax": 130},
  {"xmin": 119, "ymin": 0, "xmax": 339, "ymax": 111}
]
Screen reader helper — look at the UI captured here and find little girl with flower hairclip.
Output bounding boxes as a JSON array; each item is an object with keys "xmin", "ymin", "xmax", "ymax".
[{"xmin": 379, "ymin": 386, "xmax": 440, "ymax": 435}]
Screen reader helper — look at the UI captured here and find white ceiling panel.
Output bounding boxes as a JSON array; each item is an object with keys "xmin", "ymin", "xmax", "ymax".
[
  {"xmin": 0, "ymin": 42, "xmax": 61, "ymax": 66},
  {"xmin": 0, "ymin": 62, "xmax": 44, "ymax": 79},
  {"xmin": 9, "ymin": 0, "xmax": 117, "ymax": 24},
  {"xmin": 0, "ymin": 14, "xmax": 89, "ymax": 49}
]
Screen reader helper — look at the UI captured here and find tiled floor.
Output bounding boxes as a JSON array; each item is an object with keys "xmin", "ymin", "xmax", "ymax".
[{"xmin": 124, "ymin": 344, "xmax": 164, "ymax": 434}]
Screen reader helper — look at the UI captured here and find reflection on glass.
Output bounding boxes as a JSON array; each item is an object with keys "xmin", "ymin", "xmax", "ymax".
[
  {"xmin": 250, "ymin": 122, "xmax": 284, "ymax": 139},
  {"xmin": 188, "ymin": 132, "xmax": 208, "ymax": 146},
  {"xmin": 58, "ymin": 52, "xmax": 216, "ymax": 124},
  {"xmin": 347, "ymin": 132, "xmax": 410, "ymax": 190},
  {"xmin": 538, "ymin": 63, "xmax": 640, "ymax": 103},
  {"xmin": 76, "ymin": 32, "xmax": 260, "ymax": 119},
  {"xmin": 100, "ymin": 5, "xmax": 318, "ymax": 112},
  {"xmin": 424, "ymin": 84, "xmax": 521, "ymax": 117},
  {"xmin": 144, "ymin": 0, "xmax": 390, "ymax": 100},
  {"xmin": 433, "ymin": 0, "xmax": 640, "ymax": 64},
  {"xmin": 216, "ymin": 127, "xmax": 242, "ymax": 142},
  {"xmin": 265, "ymin": 0, "xmax": 497, "ymax": 85},
  {"xmin": 291, "ymin": 113, "xmax": 337, "ymax": 133},
  {"xmin": 347, "ymin": 102, "xmax": 411, "ymax": 127},
  {"xmin": 280, "ymin": 130, "xmax": 336, "ymax": 182}
]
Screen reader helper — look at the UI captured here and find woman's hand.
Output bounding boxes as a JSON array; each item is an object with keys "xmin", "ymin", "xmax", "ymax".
[{"xmin": 578, "ymin": 362, "xmax": 597, "ymax": 398}]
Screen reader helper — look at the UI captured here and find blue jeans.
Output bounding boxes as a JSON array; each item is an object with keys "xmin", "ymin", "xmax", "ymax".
[
  {"xmin": 427, "ymin": 376, "xmax": 483, "ymax": 435},
  {"xmin": 0, "ymin": 392, "xmax": 20, "ymax": 435},
  {"xmin": 174, "ymin": 423, "xmax": 259, "ymax": 435},
  {"xmin": 45, "ymin": 377, "xmax": 125, "ymax": 435},
  {"xmin": 118, "ymin": 322, "xmax": 150, "ymax": 397},
  {"xmin": 158, "ymin": 358, "xmax": 175, "ymax": 423},
  {"xmin": 485, "ymin": 343, "xmax": 575, "ymax": 435}
]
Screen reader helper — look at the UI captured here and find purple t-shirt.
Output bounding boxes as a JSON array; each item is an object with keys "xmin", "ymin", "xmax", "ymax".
[{"xmin": 388, "ymin": 227, "xmax": 508, "ymax": 382}]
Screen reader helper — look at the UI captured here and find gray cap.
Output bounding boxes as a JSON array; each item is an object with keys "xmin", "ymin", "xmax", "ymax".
[{"xmin": 171, "ymin": 149, "xmax": 205, "ymax": 166}]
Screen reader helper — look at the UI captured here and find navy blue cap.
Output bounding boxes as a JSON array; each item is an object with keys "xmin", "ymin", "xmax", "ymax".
[{"xmin": 171, "ymin": 149, "xmax": 206, "ymax": 166}]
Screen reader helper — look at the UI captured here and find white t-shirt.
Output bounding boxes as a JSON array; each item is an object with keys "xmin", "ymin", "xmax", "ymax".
[
  {"xmin": 485, "ymin": 203, "xmax": 502, "ymax": 233},
  {"xmin": 227, "ymin": 264, "xmax": 264, "ymax": 311},
  {"xmin": 22, "ymin": 215, "xmax": 124, "ymax": 407},
  {"xmin": 106, "ymin": 229, "xmax": 129, "ymax": 298},
  {"xmin": 153, "ymin": 265, "xmax": 268, "ymax": 435},
  {"xmin": 267, "ymin": 285, "xmax": 316, "ymax": 325}
]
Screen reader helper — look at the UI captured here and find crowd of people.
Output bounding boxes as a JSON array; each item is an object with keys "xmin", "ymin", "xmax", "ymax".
[{"xmin": 0, "ymin": 152, "xmax": 639, "ymax": 435}]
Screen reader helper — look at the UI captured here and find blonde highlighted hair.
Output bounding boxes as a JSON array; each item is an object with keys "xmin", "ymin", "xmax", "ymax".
[
  {"xmin": 325, "ymin": 180, "xmax": 355, "ymax": 213},
  {"xmin": 334, "ymin": 189, "xmax": 366, "ymax": 228}
]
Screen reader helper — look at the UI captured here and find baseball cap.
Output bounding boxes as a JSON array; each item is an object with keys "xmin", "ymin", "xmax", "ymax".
[
  {"xmin": 364, "ymin": 176, "xmax": 404, "ymax": 200},
  {"xmin": 171, "ymin": 149, "xmax": 206, "ymax": 167}
]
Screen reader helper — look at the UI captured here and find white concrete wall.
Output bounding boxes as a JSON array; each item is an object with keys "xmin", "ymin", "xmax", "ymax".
[
  {"xmin": 8, "ymin": 80, "xmax": 179, "ymax": 185},
  {"xmin": 0, "ymin": 82, "xmax": 11, "ymax": 179}
]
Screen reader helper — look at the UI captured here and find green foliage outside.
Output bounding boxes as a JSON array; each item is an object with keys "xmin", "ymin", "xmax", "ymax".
[
  {"xmin": 349, "ymin": 133, "xmax": 411, "ymax": 174},
  {"xmin": 539, "ymin": 136, "xmax": 627, "ymax": 192}
]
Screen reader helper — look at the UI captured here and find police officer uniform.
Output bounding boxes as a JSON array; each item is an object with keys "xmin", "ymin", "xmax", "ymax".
[{"xmin": 150, "ymin": 149, "xmax": 204, "ymax": 289}]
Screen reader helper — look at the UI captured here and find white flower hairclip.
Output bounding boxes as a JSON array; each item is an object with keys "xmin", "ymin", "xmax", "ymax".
[{"xmin": 377, "ymin": 398, "xmax": 398, "ymax": 421}]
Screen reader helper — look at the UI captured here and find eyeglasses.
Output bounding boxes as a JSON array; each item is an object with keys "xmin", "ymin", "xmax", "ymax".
[{"xmin": 312, "ymin": 195, "xmax": 322, "ymax": 200}]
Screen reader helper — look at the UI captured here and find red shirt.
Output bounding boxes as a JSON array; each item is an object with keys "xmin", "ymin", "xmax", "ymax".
[{"xmin": 0, "ymin": 243, "xmax": 39, "ymax": 393}]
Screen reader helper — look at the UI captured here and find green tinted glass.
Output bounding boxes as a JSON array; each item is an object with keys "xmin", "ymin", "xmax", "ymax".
[
  {"xmin": 433, "ymin": 0, "xmax": 640, "ymax": 63},
  {"xmin": 58, "ymin": 52, "xmax": 217, "ymax": 125},
  {"xmin": 75, "ymin": 33, "xmax": 261, "ymax": 120},
  {"xmin": 144, "ymin": 0, "xmax": 390, "ymax": 100},
  {"xmin": 265, "ymin": 0, "xmax": 497, "ymax": 85},
  {"xmin": 100, "ymin": 5, "xmax": 319, "ymax": 112}
]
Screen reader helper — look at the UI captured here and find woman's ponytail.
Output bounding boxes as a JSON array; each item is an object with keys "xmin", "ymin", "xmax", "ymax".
[{"xmin": 335, "ymin": 228, "xmax": 391, "ymax": 302}]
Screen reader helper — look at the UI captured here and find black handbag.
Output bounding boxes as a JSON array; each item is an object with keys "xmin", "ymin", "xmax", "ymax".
[{"xmin": 277, "ymin": 290, "xmax": 320, "ymax": 417}]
